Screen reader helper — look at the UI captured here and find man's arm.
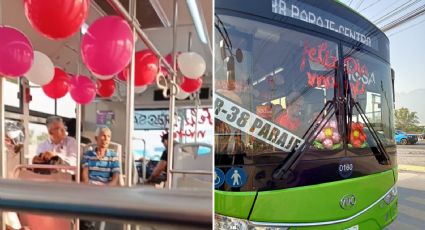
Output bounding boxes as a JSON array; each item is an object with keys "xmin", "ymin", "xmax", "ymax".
[
  {"xmin": 148, "ymin": 160, "xmax": 167, "ymax": 181},
  {"xmin": 108, "ymin": 173, "xmax": 119, "ymax": 186},
  {"xmin": 63, "ymin": 137, "xmax": 78, "ymax": 166},
  {"xmin": 32, "ymin": 151, "xmax": 56, "ymax": 164},
  {"xmin": 82, "ymin": 167, "xmax": 89, "ymax": 184}
]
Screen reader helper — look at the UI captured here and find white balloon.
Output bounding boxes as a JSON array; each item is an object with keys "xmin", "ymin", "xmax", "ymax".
[
  {"xmin": 176, "ymin": 87, "xmax": 190, "ymax": 100},
  {"xmin": 135, "ymin": 85, "xmax": 147, "ymax": 94},
  {"xmin": 93, "ymin": 72, "xmax": 114, "ymax": 80},
  {"xmin": 24, "ymin": 51, "xmax": 54, "ymax": 86},
  {"xmin": 177, "ymin": 52, "xmax": 206, "ymax": 79}
]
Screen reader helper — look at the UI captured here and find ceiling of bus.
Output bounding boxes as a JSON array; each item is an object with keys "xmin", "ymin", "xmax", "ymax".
[{"xmin": 0, "ymin": 0, "xmax": 212, "ymax": 84}]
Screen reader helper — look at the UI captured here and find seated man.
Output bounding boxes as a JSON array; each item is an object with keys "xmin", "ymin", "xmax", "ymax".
[
  {"xmin": 82, "ymin": 127, "xmax": 120, "ymax": 186},
  {"xmin": 146, "ymin": 133, "xmax": 169, "ymax": 183},
  {"xmin": 33, "ymin": 116, "xmax": 77, "ymax": 166},
  {"xmin": 275, "ymin": 92, "xmax": 304, "ymax": 133}
]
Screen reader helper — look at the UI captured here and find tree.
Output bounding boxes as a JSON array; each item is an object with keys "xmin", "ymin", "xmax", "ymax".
[{"xmin": 395, "ymin": 107, "xmax": 420, "ymax": 132}]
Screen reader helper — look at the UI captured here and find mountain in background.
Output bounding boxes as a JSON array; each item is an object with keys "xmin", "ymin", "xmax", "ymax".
[{"xmin": 395, "ymin": 89, "xmax": 425, "ymax": 124}]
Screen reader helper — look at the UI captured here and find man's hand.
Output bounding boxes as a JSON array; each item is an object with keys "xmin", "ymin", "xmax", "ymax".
[{"xmin": 41, "ymin": 151, "xmax": 56, "ymax": 161}]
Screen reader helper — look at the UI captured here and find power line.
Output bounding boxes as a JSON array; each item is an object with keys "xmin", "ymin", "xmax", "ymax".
[
  {"xmin": 359, "ymin": 0, "xmax": 382, "ymax": 13},
  {"xmin": 381, "ymin": 4, "xmax": 425, "ymax": 32},
  {"xmin": 370, "ymin": 0, "xmax": 412, "ymax": 22},
  {"xmin": 388, "ymin": 17, "xmax": 425, "ymax": 36},
  {"xmin": 355, "ymin": 0, "xmax": 365, "ymax": 10},
  {"xmin": 348, "ymin": 0, "xmax": 354, "ymax": 7},
  {"xmin": 374, "ymin": 0, "xmax": 421, "ymax": 25}
]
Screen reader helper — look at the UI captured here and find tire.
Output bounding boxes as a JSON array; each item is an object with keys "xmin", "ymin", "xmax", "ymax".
[{"xmin": 400, "ymin": 138, "xmax": 408, "ymax": 145}]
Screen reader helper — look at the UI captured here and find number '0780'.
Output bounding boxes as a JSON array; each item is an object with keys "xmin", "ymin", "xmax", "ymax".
[{"xmin": 339, "ymin": 164, "xmax": 353, "ymax": 172}]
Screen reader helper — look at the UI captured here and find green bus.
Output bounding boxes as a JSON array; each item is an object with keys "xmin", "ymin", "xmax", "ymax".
[{"xmin": 214, "ymin": 0, "xmax": 397, "ymax": 229}]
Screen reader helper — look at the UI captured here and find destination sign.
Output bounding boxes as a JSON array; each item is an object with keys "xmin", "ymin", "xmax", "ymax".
[{"xmin": 214, "ymin": 93, "xmax": 304, "ymax": 152}]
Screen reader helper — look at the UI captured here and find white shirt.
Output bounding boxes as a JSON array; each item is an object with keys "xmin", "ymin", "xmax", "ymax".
[{"xmin": 36, "ymin": 136, "xmax": 78, "ymax": 166}]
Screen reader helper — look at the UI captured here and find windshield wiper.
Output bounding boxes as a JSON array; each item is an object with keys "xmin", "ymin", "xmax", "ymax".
[
  {"xmin": 272, "ymin": 99, "xmax": 337, "ymax": 180},
  {"xmin": 345, "ymin": 69, "xmax": 391, "ymax": 165},
  {"xmin": 272, "ymin": 62, "xmax": 342, "ymax": 180}
]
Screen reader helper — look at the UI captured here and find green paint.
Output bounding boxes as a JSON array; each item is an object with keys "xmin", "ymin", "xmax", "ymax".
[
  {"xmin": 289, "ymin": 197, "xmax": 397, "ymax": 229},
  {"xmin": 251, "ymin": 170, "xmax": 395, "ymax": 222},
  {"xmin": 215, "ymin": 190, "xmax": 256, "ymax": 219},
  {"xmin": 215, "ymin": 170, "xmax": 397, "ymax": 229}
]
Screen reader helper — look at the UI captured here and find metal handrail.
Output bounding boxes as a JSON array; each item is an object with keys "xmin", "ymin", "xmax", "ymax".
[
  {"xmin": 106, "ymin": 0, "xmax": 176, "ymax": 75},
  {"xmin": 170, "ymin": 143, "xmax": 213, "ymax": 179},
  {"xmin": 0, "ymin": 179, "xmax": 212, "ymax": 228},
  {"xmin": 170, "ymin": 169, "xmax": 212, "ymax": 175}
]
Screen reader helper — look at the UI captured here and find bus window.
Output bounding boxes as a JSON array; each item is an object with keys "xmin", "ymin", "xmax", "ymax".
[
  {"xmin": 4, "ymin": 78, "xmax": 20, "ymax": 108},
  {"xmin": 343, "ymin": 46, "xmax": 395, "ymax": 153},
  {"xmin": 56, "ymin": 93, "xmax": 76, "ymax": 118},
  {"xmin": 28, "ymin": 122, "xmax": 49, "ymax": 162},
  {"xmin": 29, "ymin": 84, "xmax": 55, "ymax": 114}
]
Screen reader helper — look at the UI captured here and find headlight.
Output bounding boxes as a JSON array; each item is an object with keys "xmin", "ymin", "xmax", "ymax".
[
  {"xmin": 383, "ymin": 186, "xmax": 398, "ymax": 205},
  {"xmin": 215, "ymin": 214, "xmax": 288, "ymax": 230}
]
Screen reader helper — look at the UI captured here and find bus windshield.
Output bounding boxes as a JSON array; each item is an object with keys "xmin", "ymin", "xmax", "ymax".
[{"xmin": 215, "ymin": 13, "xmax": 395, "ymax": 191}]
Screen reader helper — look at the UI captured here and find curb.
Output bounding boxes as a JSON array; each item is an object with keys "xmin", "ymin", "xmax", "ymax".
[{"xmin": 398, "ymin": 164, "xmax": 425, "ymax": 173}]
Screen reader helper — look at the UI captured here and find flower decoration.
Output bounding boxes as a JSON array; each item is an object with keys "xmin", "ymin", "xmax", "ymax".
[
  {"xmin": 313, "ymin": 120, "xmax": 342, "ymax": 150},
  {"xmin": 349, "ymin": 122, "xmax": 367, "ymax": 148}
]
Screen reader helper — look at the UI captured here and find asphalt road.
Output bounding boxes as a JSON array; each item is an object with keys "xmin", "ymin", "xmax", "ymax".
[
  {"xmin": 386, "ymin": 171, "xmax": 425, "ymax": 230},
  {"xmin": 397, "ymin": 140, "xmax": 425, "ymax": 167},
  {"xmin": 382, "ymin": 141, "xmax": 425, "ymax": 229}
]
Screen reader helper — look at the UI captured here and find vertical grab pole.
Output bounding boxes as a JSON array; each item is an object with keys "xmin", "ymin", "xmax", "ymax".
[
  {"xmin": 74, "ymin": 104, "xmax": 82, "ymax": 230},
  {"xmin": 22, "ymin": 79, "xmax": 30, "ymax": 165},
  {"xmin": 0, "ymin": 77, "xmax": 5, "ymax": 230},
  {"xmin": 76, "ymin": 104, "xmax": 82, "ymax": 183},
  {"xmin": 125, "ymin": 0, "xmax": 136, "ymax": 188},
  {"xmin": 167, "ymin": 0, "xmax": 178, "ymax": 189},
  {"xmin": 0, "ymin": 1, "xmax": 6, "ymax": 229}
]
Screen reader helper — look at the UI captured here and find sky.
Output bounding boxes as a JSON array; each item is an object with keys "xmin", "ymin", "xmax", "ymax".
[{"xmin": 340, "ymin": 0, "xmax": 425, "ymax": 94}]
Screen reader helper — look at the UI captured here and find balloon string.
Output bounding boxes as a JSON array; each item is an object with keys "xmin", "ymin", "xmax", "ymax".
[{"xmin": 1, "ymin": 0, "xmax": 3, "ymax": 26}]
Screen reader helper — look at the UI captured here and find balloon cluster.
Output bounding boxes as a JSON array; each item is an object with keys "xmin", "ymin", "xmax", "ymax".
[
  {"xmin": 313, "ymin": 120, "xmax": 342, "ymax": 150},
  {"xmin": 0, "ymin": 0, "xmax": 207, "ymax": 105},
  {"xmin": 349, "ymin": 122, "xmax": 368, "ymax": 148}
]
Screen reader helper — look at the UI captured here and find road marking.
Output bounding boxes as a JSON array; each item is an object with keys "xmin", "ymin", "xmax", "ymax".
[
  {"xmin": 398, "ymin": 204, "xmax": 425, "ymax": 222},
  {"xmin": 398, "ymin": 164, "xmax": 425, "ymax": 173},
  {"xmin": 398, "ymin": 172, "xmax": 418, "ymax": 181},
  {"xmin": 386, "ymin": 221, "xmax": 420, "ymax": 230},
  {"xmin": 405, "ymin": 196, "xmax": 425, "ymax": 206}
]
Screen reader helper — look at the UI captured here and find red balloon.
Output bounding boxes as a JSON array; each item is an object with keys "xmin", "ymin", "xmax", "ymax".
[
  {"xmin": 180, "ymin": 76, "xmax": 202, "ymax": 93},
  {"xmin": 164, "ymin": 52, "xmax": 181, "ymax": 70},
  {"xmin": 42, "ymin": 68, "xmax": 70, "ymax": 99},
  {"xmin": 96, "ymin": 79, "xmax": 115, "ymax": 97},
  {"xmin": 117, "ymin": 66, "xmax": 129, "ymax": 82},
  {"xmin": 135, "ymin": 50, "xmax": 159, "ymax": 86},
  {"xmin": 24, "ymin": 0, "xmax": 89, "ymax": 39}
]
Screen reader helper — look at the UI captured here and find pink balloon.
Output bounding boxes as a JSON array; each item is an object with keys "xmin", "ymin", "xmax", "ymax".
[
  {"xmin": 0, "ymin": 26, "xmax": 34, "ymax": 77},
  {"xmin": 316, "ymin": 131, "xmax": 325, "ymax": 142},
  {"xmin": 332, "ymin": 132, "xmax": 341, "ymax": 144},
  {"xmin": 329, "ymin": 120, "xmax": 338, "ymax": 129},
  {"xmin": 69, "ymin": 75, "xmax": 96, "ymax": 104},
  {"xmin": 81, "ymin": 16, "xmax": 134, "ymax": 76},
  {"xmin": 323, "ymin": 138, "xmax": 334, "ymax": 150}
]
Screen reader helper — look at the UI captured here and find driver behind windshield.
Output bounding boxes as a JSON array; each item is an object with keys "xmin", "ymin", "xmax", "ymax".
[{"xmin": 275, "ymin": 92, "xmax": 304, "ymax": 133}]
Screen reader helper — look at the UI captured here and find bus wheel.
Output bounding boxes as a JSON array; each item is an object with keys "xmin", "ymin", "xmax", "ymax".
[{"xmin": 400, "ymin": 138, "xmax": 408, "ymax": 145}]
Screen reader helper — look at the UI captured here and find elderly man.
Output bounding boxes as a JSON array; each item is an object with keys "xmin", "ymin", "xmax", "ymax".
[
  {"xmin": 82, "ymin": 127, "xmax": 120, "ymax": 185},
  {"xmin": 33, "ymin": 116, "xmax": 77, "ymax": 166}
]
